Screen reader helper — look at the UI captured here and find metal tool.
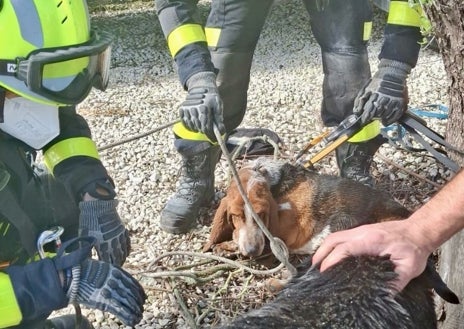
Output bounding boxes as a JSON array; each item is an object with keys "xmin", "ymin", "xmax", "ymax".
[
  {"xmin": 296, "ymin": 114, "xmax": 363, "ymax": 168},
  {"xmin": 296, "ymin": 109, "xmax": 462, "ymax": 173},
  {"xmin": 37, "ymin": 226, "xmax": 64, "ymax": 259},
  {"xmin": 36, "ymin": 226, "xmax": 84, "ymax": 329},
  {"xmin": 397, "ymin": 110, "xmax": 461, "ymax": 172}
]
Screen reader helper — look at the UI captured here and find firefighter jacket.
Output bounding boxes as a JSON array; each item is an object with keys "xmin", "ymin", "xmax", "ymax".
[{"xmin": 0, "ymin": 105, "xmax": 107, "ymax": 327}]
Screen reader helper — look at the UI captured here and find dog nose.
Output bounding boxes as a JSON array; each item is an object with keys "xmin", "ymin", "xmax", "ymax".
[{"xmin": 243, "ymin": 245, "xmax": 262, "ymax": 258}]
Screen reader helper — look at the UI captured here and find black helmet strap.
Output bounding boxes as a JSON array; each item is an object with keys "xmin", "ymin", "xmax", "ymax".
[{"xmin": 0, "ymin": 87, "xmax": 5, "ymax": 123}]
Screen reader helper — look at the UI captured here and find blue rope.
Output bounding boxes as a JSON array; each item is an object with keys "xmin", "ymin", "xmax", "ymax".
[{"xmin": 409, "ymin": 104, "xmax": 448, "ymax": 120}]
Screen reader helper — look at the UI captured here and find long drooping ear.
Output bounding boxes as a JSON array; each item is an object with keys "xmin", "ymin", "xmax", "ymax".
[
  {"xmin": 203, "ymin": 197, "xmax": 234, "ymax": 252},
  {"xmin": 267, "ymin": 196, "xmax": 281, "ymax": 237}
]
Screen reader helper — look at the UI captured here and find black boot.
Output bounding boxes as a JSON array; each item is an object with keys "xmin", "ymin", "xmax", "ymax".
[
  {"xmin": 336, "ymin": 136, "xmax": 385, "ymax": 187},
  {"xmin": 44, "ymin": 315, "xmax": 94, "ymax": 329},
  {"xmin": 160, "ymin": 146, "xmax": 221, "ymax": 234}
]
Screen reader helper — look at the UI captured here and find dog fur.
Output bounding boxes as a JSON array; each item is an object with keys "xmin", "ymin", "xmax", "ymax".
[
  {"xmin": 204, "ymin": 157, "xmax": 411, "ymax": 257},
  {"xmin": 218, "ymin": 255, "xmax": 438, "ymax": 329},
  {"xmin": 204, "ymin": 157, "xmax": 458, "ymax": 305}
]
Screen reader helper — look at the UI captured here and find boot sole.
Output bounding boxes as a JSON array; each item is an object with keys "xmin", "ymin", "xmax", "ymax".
[{"xmin": 159, "ymin": 209, "xmax": 197, "ymax": 234}]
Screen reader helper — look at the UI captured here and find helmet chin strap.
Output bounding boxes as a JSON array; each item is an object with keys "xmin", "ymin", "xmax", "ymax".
[{"xmin": 0, "ymin": 87, "xmax": 5, "ymax": 123}]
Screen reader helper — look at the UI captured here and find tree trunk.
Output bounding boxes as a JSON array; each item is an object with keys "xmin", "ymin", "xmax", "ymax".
[{"xmin": 423, "ymin": 2, "xmax": 464, "ymax": 328}]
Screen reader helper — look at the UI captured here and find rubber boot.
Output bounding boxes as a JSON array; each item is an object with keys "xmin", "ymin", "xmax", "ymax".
[
  {"xmin": 160, "ymin": 146, "xmax": 221, "ymax": 234},
  {"xmin": 44, "ymin": 315, "xmax": 94, "ymax": 329},
  {"xmin": 336, "ymin": 136, "xmax": 385, "ymax": 187}
]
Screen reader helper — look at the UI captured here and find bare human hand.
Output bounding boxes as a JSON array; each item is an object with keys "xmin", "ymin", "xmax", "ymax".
[{"xmin": 311, "ymin": 220, "xmax": 431, "ymax": 291}]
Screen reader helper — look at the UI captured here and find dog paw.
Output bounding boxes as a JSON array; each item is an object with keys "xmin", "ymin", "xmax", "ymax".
[
  {"xmin": 211, "ymin": 241, "xmax": 240, "ymax": 258},
  {"xmin": 265, "ymin": 278, "xmax": 288, "ymax": 293}
]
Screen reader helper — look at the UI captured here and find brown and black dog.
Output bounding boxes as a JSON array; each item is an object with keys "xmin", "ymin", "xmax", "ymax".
[
  {"xmin": 205, "ymin": 157, "xmax": 410, "ymax": 257},
  {"xmin": 204, "ymin": 157, "xmax": 458, "ymax": 304}
]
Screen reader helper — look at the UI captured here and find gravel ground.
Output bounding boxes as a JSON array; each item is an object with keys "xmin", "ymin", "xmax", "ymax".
[{"xmin": 52, "ymin": 1, "xmax": 452, "ymax": 328}]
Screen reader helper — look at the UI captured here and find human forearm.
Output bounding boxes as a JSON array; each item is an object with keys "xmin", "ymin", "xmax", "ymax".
[{"xmin": 407, "ymin": 170, "xmax": 464, "ymax": 253}]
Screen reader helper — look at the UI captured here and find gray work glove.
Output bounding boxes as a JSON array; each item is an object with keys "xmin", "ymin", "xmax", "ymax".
[
  {"xmin": 354, "ymin": 59, "xmax": 412, "ymax": 126},
  {"xmin": 179, "ymin": 71, "xmax": 226, "ymax": 141},
  {"xmin": 79, "ymin": 199, "xmax": 130, "ymax": 266},
  {"xmin": 72, "ymin": 258, "xmax": 146, "ymax": 327}
]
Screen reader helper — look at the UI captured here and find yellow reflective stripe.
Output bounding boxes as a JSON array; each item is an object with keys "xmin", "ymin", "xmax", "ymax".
[
  {"xmin": 205, "ymin": 27, "xmax": 221, "ymax": 47},
  {"xmin": 43, "ymin": 137, "xmax": 100, "ymax": 172},
  {"xmin": 388, "ymin": 1, "xmax": 422, "ymax": 27},
  {"xmin": 168, "ymin": 24, "xmax": 206, "ymax": 57},
  {"xmin": 348, "ymin": 120, "xmax": 381, "ymax": 142},
  {"xmin": 0, "ymin": 273, "xmax": 22, "ymax": 327},
  {"xmin": 363, "ymin": 21, "xmax": 372, "ymax": 41},
  {"xmin": 172, "ymin": 122, "xmax": 216, "ymax": 143},
  {"xmin": 32, "ymin": 252, "xmax": 55, "ymax": 261}
]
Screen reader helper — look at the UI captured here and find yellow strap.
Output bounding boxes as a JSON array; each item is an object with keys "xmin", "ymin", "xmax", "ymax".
[
  {"xmin": 388, "ymin": 1, "xmax": 422, "ymax": 27},
  {"xmin": 172, "ymin": 122, "xmax": 217, "ymax": 143},
  {"xmin": 363, "ymin": 21, "xmax": 372, "ymax": 41},
  {"xmin": 168, "ymin": 24, "xmax": 206, "ymax": 57},
  {"xmin": 205, "ymin": 27, "xmax": 221, "ymax": 47},
  {"xmin": 43, "ymin": 137, "xmax": 100, "ymax": 173},
  {"xmin": 305, "ymin": 134, "xmax": 350, "ymax": 167},
  {"xmin": 348, "ymin": 120, "xmax": 381, "ymax": 143},
  {"xmin": 0, "ymin": 273, "xmax": 22, "ymax": 327}
]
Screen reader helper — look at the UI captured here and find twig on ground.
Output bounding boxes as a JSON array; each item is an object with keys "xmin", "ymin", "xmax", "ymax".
[
  {"xmin": 173, "ymin": 283, "xmax": 198, "ymax": 329},
  {"xmin": 376, "ymin": 153, "xmax": 443, "ymax": 189}
]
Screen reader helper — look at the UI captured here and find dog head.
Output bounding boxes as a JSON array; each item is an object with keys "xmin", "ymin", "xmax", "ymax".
[{"xmin": 204, "ymin": 160, "xmax": 280, "ymax": 257}]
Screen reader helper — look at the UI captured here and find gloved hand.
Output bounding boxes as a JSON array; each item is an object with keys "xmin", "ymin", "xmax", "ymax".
[
  {"xmin": 353, "ymin": 59, "xmax": 412, "ymax": 126},
  {"xmin": 79, "ymin": 199, "xmax": 130, "ymax": 266},
  {"xmin": 71, "ymin": 258, "xmax": 146, "ymax": 327},
  {"xmin": 5, "ymin": 237, "xmax": 146, "ymax": 327},
  {"xmin": 179, "ymin": 71, "xmax": 226, "ymax": 141}
]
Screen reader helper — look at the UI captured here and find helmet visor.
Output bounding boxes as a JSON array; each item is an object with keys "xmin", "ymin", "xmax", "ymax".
[{"xmin": 0, "ymin": 29, "xmax": 112, "ymax": 105}]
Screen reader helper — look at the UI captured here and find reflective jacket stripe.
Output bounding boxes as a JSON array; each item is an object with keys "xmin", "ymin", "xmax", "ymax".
[
  {"xmin": 388, "ymin": 1, "xmax": 422, "ymax": 27},
  {"xmin": 168, "ymin": 24, "xmax": 206, "ymax": 57},
  {"xmin": 43, "ymin": 137, "xmax": 100, "ymax": 173},
  {"xmin": 363, "ymin": 21, "xmax": 372, "ymax": 41},
  {"xmin": 205, "ymin": 27, "xmax": 221, "ymax": 47},
  {"xmin": 172, "ymin": 122, "xmax": 215, "ymax": 143},
  {"xmin": 0, "ymin": 273, "xmax": 22, "ymax": 327},
  {"xmin": 348, "ymin": 120, "xmax": 381, "ymax": 143}
]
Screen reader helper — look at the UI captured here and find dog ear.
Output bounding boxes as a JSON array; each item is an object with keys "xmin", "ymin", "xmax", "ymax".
[
  {"xmin": 203, "ymin": 197, "xmax": 234, "ymax": 252},
  {"xmin": 267, "ymin": 196, "xmax": 281, "ymax": 236}
]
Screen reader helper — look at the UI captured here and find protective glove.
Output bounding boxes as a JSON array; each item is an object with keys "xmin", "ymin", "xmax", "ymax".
[
  {"xmin": 353, "ymin": 59, "xmax": 412, "ymax": 126},
  {"xmin": 5, "ymin": 237, "xmax": 146, "ymax": 327},
  {"xmin": 71, "ymin": 258, "xmax": 146, "ymax": 327},
  {"xmin": 79, "ymin": 199, "xmax": 130, "ymax": 266},
  {"xmin": 179, "ymin": 71, "xmax": 226, "ymax": 141}
]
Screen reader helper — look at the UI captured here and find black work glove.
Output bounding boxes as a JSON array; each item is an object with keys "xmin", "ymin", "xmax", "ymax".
[
  {"xmin": 353, "ymin": 59, "xmax": 412, "ymax": 126},
  {"xmin": 79, "ymin": 199, "xmax": 130, "ymax": 266},
  {"xmin": 72, "ymin": 258, "xmax": 146, "ymax": 327},
  {"xmin": 179, "ymin": 71, "xmax": 225, "ymax": 141}
]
